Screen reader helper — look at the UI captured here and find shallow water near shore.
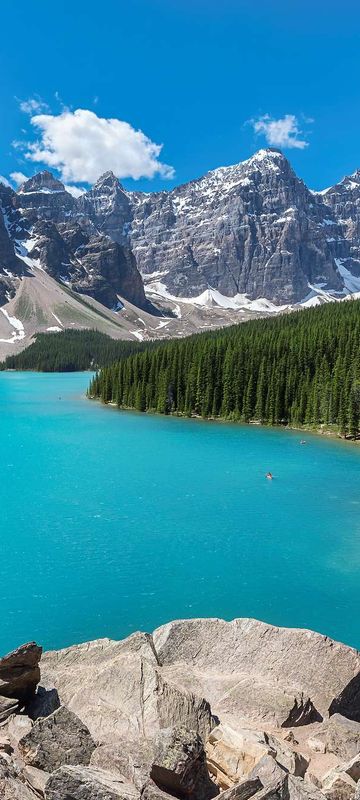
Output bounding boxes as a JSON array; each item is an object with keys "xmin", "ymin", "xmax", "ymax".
[{"xmin": 1, "ymin": 370, "xmax": 360, "ymax": 654}]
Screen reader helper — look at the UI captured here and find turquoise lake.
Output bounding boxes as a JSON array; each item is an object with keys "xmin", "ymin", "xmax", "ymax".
[{"xmin": 1, "ymin": 371, "xmax": 360, "ymax": 655}]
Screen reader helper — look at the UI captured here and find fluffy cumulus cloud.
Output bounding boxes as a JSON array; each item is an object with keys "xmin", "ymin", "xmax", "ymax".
[
  {"xmin": 251, "ymin": 114, "xmax": 309, "ymax": 150},
  {"xmin": 17, "ymin": 108, "xmax": 174, "ymax": 183}
]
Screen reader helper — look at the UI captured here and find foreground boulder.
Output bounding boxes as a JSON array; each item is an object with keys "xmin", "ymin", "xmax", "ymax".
[
  {"xmin": 150, "ymin": 725, "xmax": 219, "ymax": 800},
  {"xmin": 326, "ymin": 715, "xmax": 360, "ymax": 760},
  {"xmin": 321, "ymin": 769, "xmax": 357, "ymax": 800},
  {"xmin": 44, "ymin": 765, "xmax": 139, "ymax": 799},
  {"xmin": 0, "ymin": 757, "xmax": 38, "ymax": 800},
  {"xmin": 18, "ymin": 705, "xmax": 96, "ymax": 771},
  {"xmin": 91, "ymin": 738, "xmax": 156, "ymax": 790},
  {"xmin": 2, "ymin": 618, "xmax": 360, "ymax": 800},
  {"xmin": 152, "ymin": 619, "xmax": 360, "ymax": 727},
  {"xmin": 0, "ymin": 642, "xmax": 42, "ymax": 702},
  {"xmin": 219, "ymin": 777, "xmax": 263, "ymax": 800},
  {"xmin": 0, "ymin": 697, "xmax": 19, "ymax": 723},
  {"xmin": 205, "ymin": 724, "xmax": 273, "ymax": 789},
  {"xmin": 41, "ymin": 633, "xmax": 213, "ymax": 743}
]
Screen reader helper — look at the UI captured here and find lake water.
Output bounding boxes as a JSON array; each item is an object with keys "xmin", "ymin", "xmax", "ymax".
[{"xmin": 1, "ymin": 371, "xmax": 360, "ymax": 655}]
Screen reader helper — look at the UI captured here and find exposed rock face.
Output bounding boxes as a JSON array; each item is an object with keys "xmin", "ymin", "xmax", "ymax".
[
  {"xmin": 0, "ymin": 642, "xmax": 42, "ymax": 702},
  {"xmin": 0, "ymin": 184, "xmax": 27, "ymax": 304},
  {"xmin": 15, "ymin": 171, "xmax": 75, "ymax": 223},
  {"xmin": 18, "ymin": 705, "xmax": 96, "ymax": 770},
  {"xmin": 205, "ymin": 725, "xmax": 273, "ymax": 789},
  {"xmin": 152, "ymin": 618, "xmax": 360, "ymax": 727},
  {"xmin": 326, "ymin": 716, "xmax": 360, "ymax": 760},
  {"xmin": 27, "ymin": 219, "xmax": 149, "ymax": 310},
  {"xmin": 1, "ymin": 619, "xmax": 360, "ymax": 800},
  {"xmin": 150, "ymin": 725, "xmax": 218, "ymax": 799},
  {"xmin": 0, "ymin": 172, "xmax": 151, "ymax": 314},
  {"xmin": 44, "ymin": 765, "xmax": 139, "ymax": 799},
  {"xmin": 76, "ymin": 151, "xmax": 360, "ymax": 304},
  {"xmin": 0, "ymin": 697, "xmax": 20, "ymax": 723},
  {"xmin": 319, "ymin": 172, "xmax": 360, "ymax": 268},
  {"xmin": 40, "ymin": 632, "xmax": 213, "ymax": 744},
  {"xmin": 77, "ymin": 171, "xmax": 132, "ymax": 245},
  {"xmin": 3, "ymin": 152, "xmax": 360, "ymax": 349}
]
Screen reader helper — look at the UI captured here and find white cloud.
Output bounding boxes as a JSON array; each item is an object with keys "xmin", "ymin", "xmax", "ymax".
[
  {"xmin": 17, "ymin": 108, "xmax": 174, "ymax": 183},
  {"xmin": 251, "ymin": 114, "xmax": 309, "ymax": 150},
  {"xmin": 0, "ymin": 175, "xmax": 12, "ymax": 187},
  {"xmin": 64, "ymin": 184, "xmax": 86, "ymax": 198},
  {"xmin": 18, "ymin": 96, "xmax": 49, "ymax": 115},
  {"xmin": 10, "ymin": 171, "xmax": 28, "ymax": 186}
]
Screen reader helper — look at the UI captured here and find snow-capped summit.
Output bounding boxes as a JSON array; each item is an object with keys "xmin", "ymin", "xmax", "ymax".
[{"xmin": 2, "ymin": 147, "xmax": 360, "ymax": 336}]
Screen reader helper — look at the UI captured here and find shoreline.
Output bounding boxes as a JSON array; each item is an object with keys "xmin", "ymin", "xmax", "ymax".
[{"xmin": 89, "ymin": 395, "xmax": 360, "ymax": 447}]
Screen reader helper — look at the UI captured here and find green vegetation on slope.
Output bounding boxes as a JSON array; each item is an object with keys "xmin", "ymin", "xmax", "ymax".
[
  {"xmin": 0, "ymin": 330, "xmax": 148, "ymax": 372},
  {"xmin": 88, "ymin": 300, "xmax": 360, "ymax": 438}
]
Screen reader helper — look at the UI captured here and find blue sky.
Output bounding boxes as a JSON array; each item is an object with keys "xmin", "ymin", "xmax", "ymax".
[{"xmin": 1, "ymin": 0, "xmax": 359, "ymax": 193}]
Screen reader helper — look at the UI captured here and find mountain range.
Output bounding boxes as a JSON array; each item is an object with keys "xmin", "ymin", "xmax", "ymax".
[{"xmin": 1, "ymin": 147, "xmax": 360, "ymax": 356}]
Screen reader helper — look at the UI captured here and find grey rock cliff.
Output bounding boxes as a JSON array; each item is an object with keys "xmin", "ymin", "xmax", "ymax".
[
  {"xmin": 78, "ymin": 150, "xmax": 349, "ymax": 303},
  {"xmin": 1, "ymin": 619, "xmax": 360, "ymax": 800}
]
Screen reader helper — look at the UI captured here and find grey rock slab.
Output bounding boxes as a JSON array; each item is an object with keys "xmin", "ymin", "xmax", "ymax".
[
  {"xmin": 286, "ymin": 775, "xmax": 327, "ymax": 800},
  {"xmin": 91, "ymin": 739, "xmax": 155, "ymax": 790},
  {"xmin": 342, "ymin": 754, "xmax": 360, "ymax": 783},
  {"xmin": 248, "ymin": 755, "xmax": 288, "ymax": 787},
  {"xmin": 0, "ymin": 755, "xmax": 39, "ymax": 799},
  {"xmin": 18, "ymin": 705, "xmax": 96, "ymax": 771},
  {"xmin": 153, "ymin": 618, "xmax": 360, "ymax": 726},
  {"xmin": 7, "ymin": 713, "xmax": 33, "ymax": 744},
  {"xmin": 41, "ymin": 636, "xmax": 212, "ymax": 744},
  {"xmin": 322, "ymin": 770, "xmax": 357, "ymax": 800},
  {"xmin": 266, "ymin": 735, "xmax": 308, "ymax": 777},
  {"xmin": 0, "ymin": 642, "xmax": 42, "ymax": 702},
  {"xmin": 206, "ymin": 725, "xmax": 273, "ymax": 789},
  {"xmin": 44, "ymin": 765, "xmax": 139, "ymax": 800},
  {"xmin": 0, "ymin": 698, "xmax": 19, "ymax": 724},
  {"xmin": 150, "ymin": 725, "xmax": 219, "ymax": 800},
  {"xmin": 140, "ymin": 781, "xmax": 175, "ymax": 800},
  {"xmin": 219, "ymin": 777, "xmax": 263, "ymax": 800},
  {"xmin": 326, "ymin": 716, "xmax": 360, "ymax": 760}
]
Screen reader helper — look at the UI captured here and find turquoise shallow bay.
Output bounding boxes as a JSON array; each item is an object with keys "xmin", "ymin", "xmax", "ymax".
[{"xmin": 1, "ymin": 371, "xmax": 360, "ymax": 654}]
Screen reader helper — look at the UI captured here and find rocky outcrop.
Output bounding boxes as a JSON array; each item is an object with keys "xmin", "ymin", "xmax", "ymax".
[
  {"xmin": 76, "ymin": 150, "xmax": 360, "ymax": 305},
  {"xmin": 152, "ymin": 618, "xmax": 360, "ymax": 727},
  {"xmin": 26, "ymin": 219, "xmax": 151, "ymax": 311},
  {"xmin": 15, "ymin": 171, "xmax": 75, "ymax": 223},
  {"xmin": 18, "ymin": 705, "xmax": 96, "ymax": 770},
  {"xmin": 3, "ymin": 150, "xmax": 360, "ymax": 324},
  {"xmin": 0, "ymin": 642, "xmax": 42, "ymax": 702},
  {"xmin": 44, "ymin": 765, "xmax": 139, "ymax": 799},
  {"xmin": 40, "ymin": 632, "xmax": 213, "ymax": 743},
  {"xmin": 150, "ymin": 725, "xmax": 218, "ymax": 799},
  {"xmin": 326, "ymin": 717, "xmax": 360, "ymax": 760},
  {"xmin": 1, "ymin": 618, "xmax": 360, "ymax": 800}
]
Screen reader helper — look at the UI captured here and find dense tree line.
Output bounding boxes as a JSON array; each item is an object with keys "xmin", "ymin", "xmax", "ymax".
[
  {"xmin": 88, "ymin": 300, "xmax": 360, "ymax": 437},
  {"xmin": 0, "ymin": 330, "xmax": 147, "ymax": 372}
]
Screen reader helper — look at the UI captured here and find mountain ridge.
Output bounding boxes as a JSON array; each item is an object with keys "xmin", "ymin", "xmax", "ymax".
[{"xmin": 1, "ymin": 148, "xmax": 360, "ymax": 356}]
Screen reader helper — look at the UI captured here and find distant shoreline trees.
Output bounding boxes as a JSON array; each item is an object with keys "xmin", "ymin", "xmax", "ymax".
[
  {"xmin": 0, "ymin": 330, "xmax": 147, "ymax": 372},
  {"xmin": 88, "ymin": 300, "xmax": 360, "ymax": 439}
]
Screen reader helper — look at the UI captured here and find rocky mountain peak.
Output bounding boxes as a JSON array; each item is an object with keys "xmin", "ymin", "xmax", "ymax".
[
  {"xmin": 93, "ymin": 171, "xmax": 122, "ymax": 190},
  {"xmin": 18, "ymin": 171, "xmax": 67, "ymax": 195}
]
